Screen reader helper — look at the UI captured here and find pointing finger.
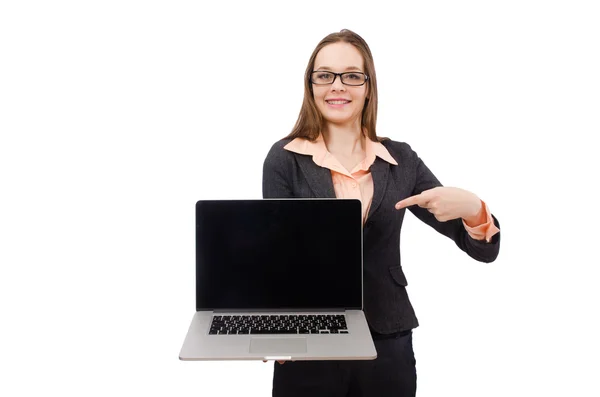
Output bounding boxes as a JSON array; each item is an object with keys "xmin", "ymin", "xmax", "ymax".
[{"xmin": 395, "ymin": 194, "xmax": 427, "ymax": 210}]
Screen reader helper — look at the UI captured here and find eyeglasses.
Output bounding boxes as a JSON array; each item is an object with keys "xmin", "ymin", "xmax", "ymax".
[{"xmin": 310, "ymin": 71, "xmax": 368, "ymax": 86}]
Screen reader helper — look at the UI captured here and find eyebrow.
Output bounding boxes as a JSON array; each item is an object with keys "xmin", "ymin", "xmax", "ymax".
[{"xmin": 313, "ymin": 66, "xmax": 363, "ymax": 72}]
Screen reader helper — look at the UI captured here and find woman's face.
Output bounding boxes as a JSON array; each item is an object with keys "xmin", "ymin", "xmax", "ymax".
[{"xmin": 312, "ymin": 42, "xmax": 368, "ymax": 129}]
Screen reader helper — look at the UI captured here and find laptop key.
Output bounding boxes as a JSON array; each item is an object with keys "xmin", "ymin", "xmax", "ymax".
[{"xmin": 250, "ymin": 329, "xmax": 269, "ymax": 334}]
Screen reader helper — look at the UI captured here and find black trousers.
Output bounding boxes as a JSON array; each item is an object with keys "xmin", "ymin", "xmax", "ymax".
[{"xmin": 272, "ymin": 330, "xmax": 417, "ymax": 397}]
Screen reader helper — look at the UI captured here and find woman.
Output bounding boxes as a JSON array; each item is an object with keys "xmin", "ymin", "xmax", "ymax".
[{"xmin": 262, "ymin": 29, "xmax": 501, "ymax": 397}]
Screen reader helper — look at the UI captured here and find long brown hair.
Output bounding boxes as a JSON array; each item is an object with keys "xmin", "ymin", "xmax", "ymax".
[{"xmin": 285, "ymin": 29, "xmax": 384, "ymax": 142}]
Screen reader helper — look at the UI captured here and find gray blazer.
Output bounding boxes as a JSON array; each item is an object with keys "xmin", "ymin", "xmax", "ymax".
[{"xmin": 262, "ymin": 138, "xmax": 501, "ymax": 334}]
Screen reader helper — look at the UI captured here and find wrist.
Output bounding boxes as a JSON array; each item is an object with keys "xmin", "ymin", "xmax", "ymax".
[{"xmin": 463, "ymin": 198, "xmax": 485, "ymax": 227}]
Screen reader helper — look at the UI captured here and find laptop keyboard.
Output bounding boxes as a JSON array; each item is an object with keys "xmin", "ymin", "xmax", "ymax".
[{"xmin": 209, "ymin": 314, "xmax": 348, "ymax": 335}]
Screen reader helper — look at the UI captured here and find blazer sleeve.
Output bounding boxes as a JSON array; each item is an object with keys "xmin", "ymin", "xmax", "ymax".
[
  {"xmin": 262, "ymin": 140, "xmax": 295, "ymax": 199},
  {"xmin": 406, "ymin": 145, "xmax": 501, "ymax": 263}
]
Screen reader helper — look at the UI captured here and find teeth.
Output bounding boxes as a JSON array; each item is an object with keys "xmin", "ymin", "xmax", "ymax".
[{"xmin": 327, "ymin": 100, "xmax": 349, "ymax": 104}]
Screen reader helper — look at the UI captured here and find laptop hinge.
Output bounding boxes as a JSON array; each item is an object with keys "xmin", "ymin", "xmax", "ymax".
[{"xmin": 211, "ymin": 308, "xmax": 346, "ymax": 313}]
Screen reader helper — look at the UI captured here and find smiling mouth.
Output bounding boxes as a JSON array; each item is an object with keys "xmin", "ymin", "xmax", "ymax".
[{"xmin": 326, "ymin": 100, "xmax": 351, "ymax": 105}]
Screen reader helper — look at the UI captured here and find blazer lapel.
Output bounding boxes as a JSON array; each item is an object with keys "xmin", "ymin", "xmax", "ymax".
[
  {"xmin": 295, "ymin": 154, "xmax": 336, "ymax": 198},
  {"xmin": 368, "ymin": 158, "xmax": 390, "ymax": 219},
  {"xmin": 293, "ymin": 152, "xmax": 390, "ymax": 213}
]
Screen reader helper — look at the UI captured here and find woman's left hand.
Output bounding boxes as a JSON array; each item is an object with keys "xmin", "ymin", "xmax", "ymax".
[{"xmin": 394, "ymin": 187, "xmax": 483, "ymax": 224}]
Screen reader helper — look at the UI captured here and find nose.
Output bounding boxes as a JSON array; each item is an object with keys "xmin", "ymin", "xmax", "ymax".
[{"xmin": 330, "ymin": 74, "xmax": 346, "ymax": 91}]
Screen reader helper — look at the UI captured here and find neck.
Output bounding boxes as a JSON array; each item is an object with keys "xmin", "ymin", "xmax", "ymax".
[{"xmin": 322, "ymin": 122, "xmax": 365, "ymax": 156}]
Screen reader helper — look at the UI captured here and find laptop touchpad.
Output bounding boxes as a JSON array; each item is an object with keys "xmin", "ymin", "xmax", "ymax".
[{"xmin": 249, "ymin": 337, "xmax": 307, "ymax": 354}]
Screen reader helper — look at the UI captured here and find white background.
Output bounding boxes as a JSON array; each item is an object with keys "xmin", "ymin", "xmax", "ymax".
[{"xmin": 1, "ymin": 1, "xmax": 599, "ymax": 396}]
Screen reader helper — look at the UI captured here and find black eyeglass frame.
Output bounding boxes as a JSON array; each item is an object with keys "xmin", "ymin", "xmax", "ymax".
[{"xmin": 310, "ymin": 71, "xmax": 369, "ymax": 86}]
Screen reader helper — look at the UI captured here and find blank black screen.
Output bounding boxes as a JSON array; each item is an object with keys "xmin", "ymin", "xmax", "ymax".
[{"xmin": 196, "ymin": 199, "xmax": 362, "ymax": 310}]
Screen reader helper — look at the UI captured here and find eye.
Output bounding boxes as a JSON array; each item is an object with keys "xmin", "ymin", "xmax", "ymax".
[
  {"xmin": 345, "ymin": 73, "xmax": 362, "ymax": 80},
  {"xmin": 316, "ymin": 72, "xmax": 333, "ymax": 79}
]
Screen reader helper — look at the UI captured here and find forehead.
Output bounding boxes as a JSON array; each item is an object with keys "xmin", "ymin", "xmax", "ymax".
[{"xmin": 314, "ymin": 42, "xmax": 364, "ymax": 71}]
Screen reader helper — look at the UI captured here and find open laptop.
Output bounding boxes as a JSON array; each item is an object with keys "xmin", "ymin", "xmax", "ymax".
[{"xmin": 179, "ymin": 199, "xmax": 377, "ymax": 361}]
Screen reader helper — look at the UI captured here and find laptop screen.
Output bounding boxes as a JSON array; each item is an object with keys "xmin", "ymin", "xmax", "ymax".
[{"xmin": 196, "ymin": 199, "xmax": 362, "ymax": 310}]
